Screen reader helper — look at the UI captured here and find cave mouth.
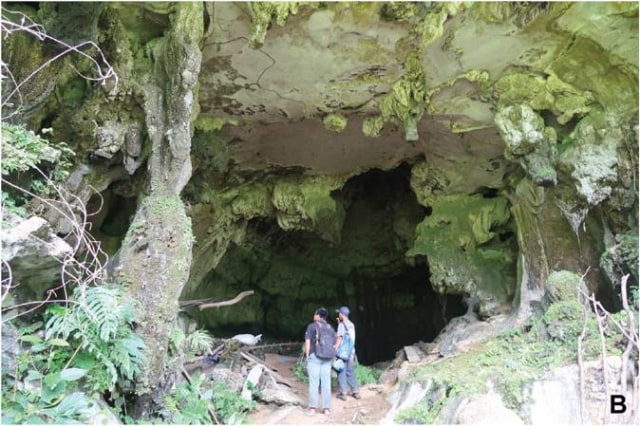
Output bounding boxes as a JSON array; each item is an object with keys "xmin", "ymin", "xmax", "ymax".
[{"xmin": 186, "ymin": 163, "xmax": 468, "ymax": 365}]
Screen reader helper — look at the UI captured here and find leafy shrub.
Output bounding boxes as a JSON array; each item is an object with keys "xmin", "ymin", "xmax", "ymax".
[
  {"xmin": 212, "ymin": 380, "xmax": 256, "ymax": 424},
  {"xmin": 1, "ymin": 284, "xmax": 144, "ymax": 424},
  {"xmin": 355, "ymin": 363, "xmax": 382, "ymax": 385},
  {"xmin": 162, "ymin": 373, "xmax": 215, "ymax": 424},
  {"xmin": 1, "ymin": 123, "xmax": 74, "ymax": 217}
]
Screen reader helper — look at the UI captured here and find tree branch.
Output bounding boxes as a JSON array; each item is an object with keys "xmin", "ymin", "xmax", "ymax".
[{"xmin": 180, "ymin": 290, "xmax": 255, "ymax": 310}]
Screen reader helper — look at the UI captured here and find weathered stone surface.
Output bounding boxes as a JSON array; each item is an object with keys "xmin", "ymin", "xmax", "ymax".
[
  {"xmin": 526, "ymin": 357, "xmax": 631, "ymax": 425},
  {"xmin": 1, "ymin": 215, "xmax": 73, "ymax": 300},
  {"xmin": 452, "ymin": 392, "xmax": 524, "ymax": 425}
]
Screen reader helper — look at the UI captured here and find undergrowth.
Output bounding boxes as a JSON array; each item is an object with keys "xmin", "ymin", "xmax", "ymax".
[
  {"xmin": 1, "ymin": 284, "xmax": 145, "ymax": 424},
  {"xmin": 394, "ymin": 299, "xmax": 625, "ymax": 424}
]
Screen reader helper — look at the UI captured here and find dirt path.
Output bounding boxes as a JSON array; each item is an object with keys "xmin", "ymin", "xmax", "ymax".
[{"xmin": 248, "ymin": 354, "xmax": 392, "ymax": 425}]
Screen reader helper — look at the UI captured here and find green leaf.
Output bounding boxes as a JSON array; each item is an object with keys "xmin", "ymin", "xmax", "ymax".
[
  {"xmin": 25, "ymin": 370, "xmax": 44, "ymax": 381},
  {"xmin": 30, "ymin": 343, "xmax": 49, "ymax": 353},
  {"xmin": 59, "ymin": 368, "xmax": 87, "ymax": 381},
  {"xmin": 48, "ymin": 338, "xmax": 70, "ymax": 347},
  {"xmin": 20, "ymin": 321, "xmax": 44, "ymax": 334},
  {"xmin": 44, "ymin": 372, "xmax": 61, "ymax": 388},
  {"xmin": 20, "ymin": 334, "xmax": 43, "ymax": 344},
  {"xmin": 41, "ymin": 381, "xmax": 66, "ymax": 404}
]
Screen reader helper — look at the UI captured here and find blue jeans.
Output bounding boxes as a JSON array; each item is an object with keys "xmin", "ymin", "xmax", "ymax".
[
  {"xmin": 337, "ymin": 354, "xmax": 359, "ymax": 395},
  {"xmin": 307, "ymin": 353, "xmax": 332, "ymax": 410}
]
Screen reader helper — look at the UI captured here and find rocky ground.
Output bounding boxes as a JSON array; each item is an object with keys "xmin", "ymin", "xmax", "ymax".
[{"xmin": 247, "ymin": 354, "xmax": 392, "ymax": 425}]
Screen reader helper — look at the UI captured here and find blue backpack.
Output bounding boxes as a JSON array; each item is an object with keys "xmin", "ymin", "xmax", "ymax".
[{"xmin": 336, "ymin": 330, "xmax": 354, "ymax": 360}]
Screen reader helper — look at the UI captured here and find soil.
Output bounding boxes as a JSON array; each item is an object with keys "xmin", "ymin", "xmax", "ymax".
[{"xmin": 247, "ymin": 353, "xmax": 393, "ymax": 425}]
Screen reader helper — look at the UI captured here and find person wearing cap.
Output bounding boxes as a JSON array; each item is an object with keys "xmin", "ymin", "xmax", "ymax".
[
  {"xmin": 304, "ymin": 307, "xmax": 334, "ymax": 415},
  {"xmin": 335, "ymin": 306, "xmax": 360, "ymax": 400}
]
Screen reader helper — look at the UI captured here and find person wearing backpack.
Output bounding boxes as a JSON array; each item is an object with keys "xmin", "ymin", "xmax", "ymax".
[
  {"xmin": 304, "ymin": 307, "xmax": 336, "ymax": 415},
  {"xmin": 335, "ymin": 306, "xmax": 360, "ymax": 400}
]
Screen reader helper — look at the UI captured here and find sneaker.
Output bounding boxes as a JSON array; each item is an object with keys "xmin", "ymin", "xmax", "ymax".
[
  {"xmin": 352, "ymin": 392, "xmax": 361, "ymax": 400},
  {"xmin": 336, "ymin": 393, "xmax": 347, "ymax": 401},
  {"xmin": 307, "ymin": 408, "xmax": 317, "ymax": 415},
  {"xmin": 323, "ymin": 408, "xmax": 330, "ymax": 415}
]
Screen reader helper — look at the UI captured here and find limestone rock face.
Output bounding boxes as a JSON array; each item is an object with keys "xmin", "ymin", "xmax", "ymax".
[{"xmin": 1, "ymin": 215, "xmax": 73, "ymax": 300}]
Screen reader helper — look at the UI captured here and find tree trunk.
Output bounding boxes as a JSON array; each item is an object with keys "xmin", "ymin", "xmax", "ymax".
[
  {"xmin": 510, "ymin": 178, "xmax": 549, "ymax": 326},
  {"xmin": 114, "ymin": 2, "xmax": 204, "ymax": 416}
]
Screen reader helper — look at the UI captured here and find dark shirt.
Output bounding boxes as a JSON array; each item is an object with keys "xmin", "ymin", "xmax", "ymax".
[{"xmin": 304, "ymin": 320, "xmax": 324, "ymax": 356}]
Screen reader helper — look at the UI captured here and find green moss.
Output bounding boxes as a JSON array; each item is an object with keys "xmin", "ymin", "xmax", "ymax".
[
  {"xmin": 364, "ymin": 52, "xmax": 427, "ymax": 141},
  {"xmin": 543, "ymin": 300, "xmax": 585, "ymax": 342},
  {"xmin": 195, "ymin": 116, "xmax": 234, "ymax": 133},
  {"xmin": 494, "ymin": 72, "xmax": 594, "ymax": 125},
  {"xmin": 380, "ymin": 2, "xmax": 419, "ymax": 21},
  {"xmin": 470, "ymin": 2, "xmax": 557, "ymax": 27},
  {"xmin": 407, "ymin": 194, "xmax": 516, "ymax": 299},
  {"xmin": 415, "ymin": 2, "xmax": 465, "ymax": 47},
  {"xmin": 248, "ymin": 2, "xmax": 302, "ymax": 48},
  {"xmin": 272, "ymin": 175, "xmax": 346, "ymax": 243},
  {"xmin": 545, "ymin": 270, "xmax": 586, "ymax": 302},
  {"xmin": 323, "ymin": 113, "xmax": 347, "ymax": 132},
  {"xmin": 406, "ymin": 298, "xmax": 622, "ymax": 419},
  {"xmin": 229, "ymin": 184, "xmax": 274, "ymax": 218}
]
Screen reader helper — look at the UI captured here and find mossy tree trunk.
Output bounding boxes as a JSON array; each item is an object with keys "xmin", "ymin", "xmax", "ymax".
[
  {"xmin": 114, "ymin": 2, "xmax": 203, "ymax": 416},
  {"xmin": 510, "ymin": 178, "xmax": 549, "ymax": 326}
]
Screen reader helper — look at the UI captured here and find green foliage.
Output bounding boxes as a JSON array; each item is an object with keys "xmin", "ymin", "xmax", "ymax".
[
  {"xmin": 1, "ymin": 284, "xmax": 144, "ymax": 424},
  {"xmin": 162, "ymin": 373, "xmax": 215, "ymax": 424},
  {"xmin": 293, "ymin": 355, "xmax": 308, "ymax": 383},
  {"xmin": 211, "ymin": 380, "xmax": 256, "ymax": 424},
  {"xmin": 1, "ymin": 122, "xmax": 75, "ymax": 217},
  {"xmin": 169, "ymin": 328, "xmax": 215, "ymax": 359},
  {"xmin": 355, "ymin": 363, "xmax": 381, "ymax": 385},
  {"xmin": 45, "ymin": 285, "xmax": 145, "ymax": 391},
  {"xmin": 395, "ymin": 401, "xmax": 431, "ymax": 424},
  {"xmin": 404, "ymin": 296, "xmax": 624, "ymax": 421}
]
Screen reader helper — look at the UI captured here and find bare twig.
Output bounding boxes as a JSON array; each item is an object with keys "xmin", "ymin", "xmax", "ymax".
[
  {"xmin": 577, "ymin": 292, "xmax": 588, "ymax": 424},
  {"xmin": 590, "ymin": 294, "xmax": 610, "ymax": 424},
  {"xmin": 179, "ymin": 290, "xmax": 255, "ymax": 310},
  {"xmin": 1, "ymin": 165, "xmax": 107, "ymax": 322},
  {"xmin": 1, "ymin": 7, "xmax": 118, "ymax": 116},
  {"xmin": 619, "ymin": 275, "xmax": 638, "ymax": 423}
]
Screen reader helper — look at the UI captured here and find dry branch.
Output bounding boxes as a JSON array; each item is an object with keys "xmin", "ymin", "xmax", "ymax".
[{"xmin": 179, "ymin": 290, "xmax": 255, "ymax": 310}]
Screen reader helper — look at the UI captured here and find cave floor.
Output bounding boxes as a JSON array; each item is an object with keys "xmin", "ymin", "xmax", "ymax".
[{"xmin": 247, "ymin": 353, "xmax": 392, "ymax": 425}]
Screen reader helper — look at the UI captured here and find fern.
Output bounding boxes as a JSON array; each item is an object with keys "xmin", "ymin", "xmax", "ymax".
[
  {"xmin": 44, "ymin": 284, "xmax": 145, "ymax": 391},
  {"xmin": 185, "ymin": 330, "xmax": 215, "ymax": 356}
]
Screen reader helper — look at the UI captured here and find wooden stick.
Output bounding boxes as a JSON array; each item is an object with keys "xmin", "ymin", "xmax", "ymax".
[
  {"xmin": 197, "ymin": 290, "xmax": 255, "ymax": 310},
  {"xmin": 240, "ymin": 351, "xmax": 294, "ymax": 388}
]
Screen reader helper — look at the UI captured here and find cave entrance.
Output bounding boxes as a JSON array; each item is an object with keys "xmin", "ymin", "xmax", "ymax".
[{"xmin": 187, "ymin": 163, "xmax": 467, "ymax": 365}]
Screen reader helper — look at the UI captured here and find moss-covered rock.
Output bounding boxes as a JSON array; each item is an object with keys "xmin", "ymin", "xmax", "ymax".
[
  {"xmin": 323, "ymin": 113, "xmax": 347, "ymax": 132},
  {"xmin": 494, "ymin": 72, "xmax": 594, "ymax": 125},
  {"xmin": 557, "ymin": 111, "xmax": 626, "ymax": 206},
  {"xmin": 544, "ymin": 270, "xmax": 587, "ymax": 304},
  {"xmin": 248, "ymin": 2, "xmax": 302, "ymax": 48},
  {"xmin": 363, "ymin": 52, "xmax": 427, "ymax": 141},
  {"xmin": 495, "ymin": 105, "xmax": 558, "ymax": 187},
  {"xmin": 407, "ymin": 193, "xmax": 517, "ymax": 315},
  {"xmin": 272, "ymin": 175, "xmax": 346, "ymax": 244}
]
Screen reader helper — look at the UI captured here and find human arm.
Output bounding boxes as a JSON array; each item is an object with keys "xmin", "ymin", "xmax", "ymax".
[{"xmin": 304, "ymin": 338, "xmax": 311, "ymax": 359}]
